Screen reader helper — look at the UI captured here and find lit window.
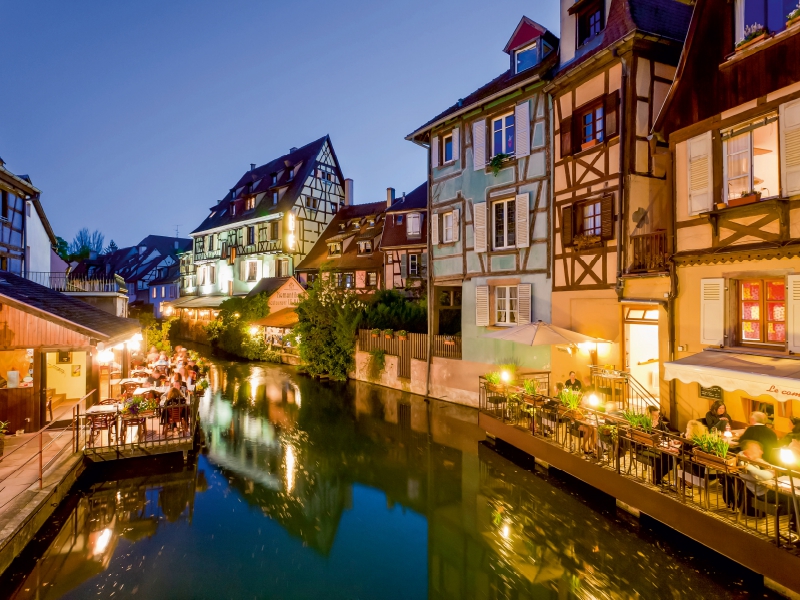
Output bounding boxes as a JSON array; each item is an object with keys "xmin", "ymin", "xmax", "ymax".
[
  {"xmin": 152, "ymin": 288, "xmax": 156, "ymax": 299},
  {"xmin": 245, "ymin": 197, "xmax": 255, "ymax": 210},
  {"xmin": 492, "ymin": 198, "xmax": 517, "ymax": 249},
  {"xmin": 740, "ymin": 279, "xmax": 785, "ymax": 345},
  {"xmin": 208, "ymin": 265, "xmax": 216, "ymax": 284},
  {"xmin": 723, "ymin": 115, "xmax": 779, "ymax": 202},
  {"xmin": 442, "ymin": 134, "xmax": 453, "ymax": 163},
  {"xmin": 246, "ymin": 261, "xmax": 258, "ymax": 282},
  {"xmin": 515, "ymin": 41, "xmax": 539, "ymax": 73},
  {"xmin": 328, "ymin": 243, "xmax": 342, "ymax": 256},
  {"xmin": 576, "ymin": 199, "xmax": 602, "ymax": 237},
  {"xmin": 367, "ymin": 272, "xmax": 378, "ymax": 287},
  {"xmin": 442, "ymin": 212, "xmax": 454, "ymax": 243},
  {"xmin": 161, "ymin": 287, "xmax": 165, "ymax": 298},
  {"xmin": 231, "ymin": 203, "xmax": 236, "ymax": 216},
  {"xmin": 409, "ymin": 254, "xmax": 419, "ymax": 277},
  {"xmin": 273, "ymin": 191, "xmax": 279, "ymax": 205},
  {"xmin": 406, "ymin": 213, "xmax": 421, "ymax": 237},
  {"xmin": 359, "ymin": 240, "xmax": 373, "ymax": 254},
  {"xmin": 492, "ymin": 114, "xmax": 515, "ymax": 157},
  {"xmin": 198, "ymin": 267, "xmax": 206, "ymax": 286},
  {"xmin": 495, "ymin": 286, "xmax": 518, "ymax": 325}
]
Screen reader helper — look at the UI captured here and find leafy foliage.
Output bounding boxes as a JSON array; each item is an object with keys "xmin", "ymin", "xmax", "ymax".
[
  {"xmin": 558, "ymin": 388, "xmax": 582, "ymax": 411},
  {"xmin": 55, "ymin": 236, "xmax": 69, "ymax": 261},
  {"xmin": 622, "ymin": 410, "xmax": 653, "ymax": 433},
  {"xmin": 294, "ymin": 271, "xmax": 365, "ymax": 381},
  {"xmin": 367, "ymin": 349, "xmax": 386, "ymax": 381},
  {"xmin": 489, "ymin": 153, "xmax": 510, "ymax": 176},
  {"xmin": 205, "ymin": 293, "xmax": 271, "ymax": 360},
  {"xmin": 362, "ymin": 290, "xmax": 426, "ymax": 334},
  {"xmin": 692, "ymin": 430, "xmax": 730, "ymax": 458},
  {"xmin": 140, "ymin": 313, "xmax": 175, "ymax": 353}
]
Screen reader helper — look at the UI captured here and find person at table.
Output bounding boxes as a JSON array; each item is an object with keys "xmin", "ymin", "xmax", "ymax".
[
  {"xmin": 146, "ymin": 346, "xmax": 159, "ymax": 365},
  {"xmin": 161, "ymin": 387, "xmax": 187, "ymax": 429},
  {"xmin": 646, "ymin": 405, "xmax": 674, "ymax": 432},
  {"xmin": 148, "ymin": 369, "xmax": 164, "ymax": 386},
  {"xmin": 187, "ymin": 359, "xmax": 200, "ymax": 375},
  {"xmin": 564, "ymin": 371, "xmax": 582, "ymax": 391},
  {"xmin": 704, "ymin": 401, "xmax": 732, "ymax": 433},
  {"xmin": 739, "ymin": 411, "xmax": 778, "ymax": 459},
  {"xmin": 186, "ymin": 370, "xmax": 197, "ymax": 392}
]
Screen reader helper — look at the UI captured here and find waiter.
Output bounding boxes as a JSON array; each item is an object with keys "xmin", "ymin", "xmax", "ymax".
[{"xmin": 564, "ymin": 371, "xmax": 582, "ymax": 391}]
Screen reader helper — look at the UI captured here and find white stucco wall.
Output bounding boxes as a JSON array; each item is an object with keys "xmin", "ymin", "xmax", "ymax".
[{"xmin": 25, "ymin": 201, "xmax": 52, "ymax": 274}]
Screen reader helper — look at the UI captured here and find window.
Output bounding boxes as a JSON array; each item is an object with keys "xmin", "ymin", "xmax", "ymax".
[
  {"xmin": 740, "ymin": 279, "xmax": 785, "ymax": 346},
  {"xmin": 207, "ymin": 235, "xmax": 215, "ymax": 251},
  {"xmin": 406, "ymin": 213, "xmax": 421, "ymax": 237},
  {"xmin": 443, "ymin": 134, "xmax": 454, "ymax": 163},
  {"xmin": 152, "ymin": 287, "xmax": 157, "ymax": 299},
  {"xmin": 247, "ymin": 226, "xmax": 255, "ymax": 245},
  {"xmin": 387, "ymin": 254, "xmax": 393, "ymax": 264},
  {"xmin": 306, "ymin": 196, "xmax": 318, "ymax": 209},
  {"xmin": 580, "ymin": 102, "xmax": 604, "ymax": 146},
  {"xmin": 492, "ymin": 198, "xmax": 517, "ymax": 249},
  {"xmin": 198, "ymin": 267, "xmax": 206, "ymax": 286},
  {"xmin": 208, "ymin": 265, "xmax": 216, "ymax": 284},
  {"xmin": 442, "ymin": 211, "xmax": 455, "ymax": 243},
  {"xmin": 495, "ymin": 286, "xmax": 518, "ymax": 325},
  {"xmin": 336, "ymin": 272, "xmax": 354, "ymax": 288},
  {"xmin": 270, "ymin": 221, "xmax": 280, "ymax": 240},
  {"xmin": 271, "ymin": 173, "xmax": 277, "ymax": 185},
  {"xmin": 328, "ymin": 242, "xmax": 342, "ymax": 256},
  {"xmin": 409, "ymin": 254, "xmax": 419, "ymax": 277},
  {"xmin": 723, "ymin": 116, "xmax": 779, "ymax": 202},
  {"xmin": 577, "ymin": 0, "xmax": 604, "ymax": 47},
  {"xmin": 246, "ymin": 261, "xmax": 258, "ymax": 282},
  {"xmin": 515, "ymin": 41, "xmax": 539, "ymax": 73},
  {"xmin": 170, "ymin": 286, "xmax": 175, "ymax": 298},
  {"xmin": 358, "ymin": 240, "xmax": 372, "ymax": 254},
  {"xmin": 735, "ymin": 0, "xmax": 796, "ymax": 42},
  {"xmin": 288, "ymin": 167, "xmax": 294, "ymax": 180},
  {"xmin": 576, "ymin": 199, "xmax": 602, "ymax": 236},
  {"xmin": 277, "ymin": 259, "xmax": 289, "ymax": 277},
  {"xmin": 492, "ymin": 114, "xmax": 515, "ymax": 157},
  {"xmin": 273, "ymin": 191, "xmax": 279, "ymax": 205},
  {"xmin": 397, "ymin": 214, "xmax": 404, "ymax": 225},
  {"xmin": 367, "ymin": 272, "xmax": 378, "ymax": 287},
  {"xmin": 161, "ymin": 286, "xmax": 166, "ymax": 298}
]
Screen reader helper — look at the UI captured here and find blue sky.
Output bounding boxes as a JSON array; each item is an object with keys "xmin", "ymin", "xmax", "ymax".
[{"xmin": 2, "ymin": 0, "xmax": 559, "ymax": 247}]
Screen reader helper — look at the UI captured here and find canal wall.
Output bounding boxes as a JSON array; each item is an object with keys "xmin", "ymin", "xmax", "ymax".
[{"xmin": 352, "ymin": 350, "xmax": 481, "ymax": 407}]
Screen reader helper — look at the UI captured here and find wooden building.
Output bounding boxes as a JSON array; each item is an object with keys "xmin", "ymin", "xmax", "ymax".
[
  {"xmin": 655, "ymin": 0, "xmax": 800, "ymax": 431},
  {"xmin": 0, "ymin": 271, "xmax": 140, "ymax": 432},
  {"xmin": 547, "ymin": 0, "xmax": 691, "ymax": 403},
  {"xmin": 380, "ymin": 183, "xmax": 428, "ymax": 295}
]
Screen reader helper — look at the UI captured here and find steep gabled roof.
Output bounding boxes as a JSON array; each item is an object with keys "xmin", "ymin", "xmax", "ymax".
[
  {"xmin": 381, "ymin": 183, "xmax": 428, "ymax": 250},
  {"xmin": 246, "ymin": 276, "xmax": 292, "ymax": 298},
  {"xmin": 191, "ymin": 136, "xmax": 337, "ymax": 235},
  {"xmin": 0, "ymin": 270, "xmax": 140, "ymax": 343}
]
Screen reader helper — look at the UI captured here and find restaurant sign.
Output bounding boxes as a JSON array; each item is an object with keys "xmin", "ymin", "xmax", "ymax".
[{"xmin": 699, "ymin": 385, "xmax": 723, "ymax": 400}]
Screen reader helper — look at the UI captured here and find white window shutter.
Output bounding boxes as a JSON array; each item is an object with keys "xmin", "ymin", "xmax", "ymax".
[
  {"xmin": 700, "ymin": 278, "xmax": 725, "ymax": 346},
  {"xmin": 517, "ymin": 283, "xmax": 532, "ymax": 325},
  {"xmin": 515, "ymin": 193, "xmax": 529, "ymax": 248},
  {"xmin": 453, "ymin": 208, "xmax": 461, "ymax": 241},
  {"xmin": 400, "ymin": 254, "xmax": 407, "ymax": 279},
  {"xmin": 473, "ymin": 120, "xmax": 485, "ymax": 171},
  {"xmin": 515, "ymin": 101, "xmax": 530, "ymax": 158},
  {"xmin": 474, "ymin": 203, "xmax": 487, "ymax": 252},
  {"xmin": 476, "ymin": 285, "xmax": 489, "ymax": 327},
  {"xmin": 431, "ymin": 212, "xmax": 439, "ymax": 245},
  {"xmin": 688, "ymin": 132, "xmax": 713, "ymax": 215},
  {"xmin": 780, "ymin": 99, "xmax": 800, "ymax": 197},
  {"xmin": 452, "ymin": 127, "xmax": 460, "ymax": 161},
  {"xmin": 787, "ymin": 275, "xmax": 800, "ymax": 353},
  {"xmin": 431, "ymin": 135, "xmax": 440, "ymax": 169}
]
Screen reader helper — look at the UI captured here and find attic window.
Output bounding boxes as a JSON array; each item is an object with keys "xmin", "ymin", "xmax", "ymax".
[
  {"xmin": 231, "ymin": 204, "xmax": 236, "ymax": 216},
  {"xmin": 515, "ymin": 41, "xmax": 539, "ymax": 73},
  {"xmin": 328, "ymin": 242, "xmax": 342, "ymax": 256},
  {"xmin": 273, "ymin": 191, "xmax": 279, "ymax": 205},
  {"xmin": 576, "ymin": 0, "xmax": 604, "ymax": 47},
  {"xmin": 245, "ymin": 197, "xmax": 255, "ymax": 211},
  {"xmin": 368, "ymin": 219, "xmax": 375, "ymax": 227},
  {"xmin": 288, "ymin": 167, "xmax": 294, "ymax": 181},
  {"xmin": 271, "ymin": 173, "xmax": 277, "ymax": 185},
  {"xmin": 358, "ymin": 240, "xmax": 373, "ymax": 255},
  {"xmin": 250, "ymin": 179, "xmax": 260, "ymax": 192}
]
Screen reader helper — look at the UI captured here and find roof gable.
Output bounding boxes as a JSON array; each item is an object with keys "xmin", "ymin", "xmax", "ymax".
[{"xmin": 503, "ymin": 16, "xmax": 547, "ymax": 54}]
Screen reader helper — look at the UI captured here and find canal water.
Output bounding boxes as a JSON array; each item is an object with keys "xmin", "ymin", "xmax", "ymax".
[{"xmin": 0, "ymin": 359, "xmax": 777, "ymax": 599}]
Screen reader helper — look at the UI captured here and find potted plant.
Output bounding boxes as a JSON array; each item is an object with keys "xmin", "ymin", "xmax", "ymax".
[
  {"xmin": 0, "ymin": 420, "xmax": 8, "ymax": 457},
  {"xmin": 728, "ymin": 189, "xmax": 762, "ymax": 208},
  {"xmin": 735, "ymin": 23, "xmax": 769, "ymax": 51},
  {"xmin": 197, "ymin": 379, "xmax": 209, "ymax": 392},
  {"xmin": 621, "ymin": 410, "xmax": 661, "ymax": 446},
  {"xmin": 396, "ymin": 330, "xmax": 408, "ymax": 341},
  {"xmin": 691, "ymin": 431, "xmax": 737, "ymax": 469},
  {"xmin": 789, "ymin": 3, "xmax": 800, "ymax": 28},
  {"xmin": 558, "ymin": 388, "xmax": 583, "ymax": 420},
  {"xmin": 488, "ymin": 153, "xmax": 511, "ymax": 176},
  {"xmin": 371, "ymin": 328, "xmax": 381, "ymax": 338},
  {"xmin": 443, "ymin": 335, "xmax": 456, "ymax": 346},
  {"xmin": 598, "ymin": 423, "xmax": 618, "ymax": 445},
  {"xmin": 484, "ymin": 372, "xmax": 504, "ymax": 393},
  {"xmin": 382, "ymin": 328, "xmax": 393, "ymax": 339}
]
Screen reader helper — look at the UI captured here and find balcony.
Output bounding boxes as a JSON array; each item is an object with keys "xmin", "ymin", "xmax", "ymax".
[
  {"xmin": 26, "ymin": 272, "xmax": 126, "ymax": 294},
  {"xmin": 628, "ymin": 230, "xmax": 668, "ymax": 274}
]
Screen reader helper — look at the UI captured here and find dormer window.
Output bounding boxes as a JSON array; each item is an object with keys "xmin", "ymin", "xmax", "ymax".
[
  {"xmin": 358, "ymin": 240, "xmax": 373, "ymax": 255},
  {"xmin": 271, "ymin": 173, "xmax": 277, "ymax": 185},
  {"xmin": 250, "ymin": 179, "xmax": 260, "ymax": 193},
  {"xmin": 443, "ymin": 134, "xmax": 454, "ymax": 163},
  {"xmin": 515, "ymin": 41, "xmax": 539, "ymax": 73},
  {"xmin": 245, "ymin": 197, "xmax": 255, "ymax": 211},
  {"xmin": 273, "ymin": 191, "xmax": 279, "ymax": 205},
  {"xmin": 407, "ymin": 213, "xmax": 421, "ymax": 237},
  {"xmin": 328, "ymin": 242, "xmax": 342, "ymax": 256},
  {"xmin": 576, "ymin": 0, "xmax": 604, "ymax": 47},
  {"xmin": 231, "ymin": 203, "xmax": 236, "ymax": 216},
  {"xmin": 288, "ymin": 167, "xmax": 294, "ymax": 181}
]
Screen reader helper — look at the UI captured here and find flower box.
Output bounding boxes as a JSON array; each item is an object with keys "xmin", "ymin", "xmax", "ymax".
[
  {"xmin": 485, "ymin": 383, "xmax": 505, "ymax": 394},
  {"xmin": 736, "ymin": 32, "xmax": 768, "ymax": 52},
  {"xmin": 384, "ymin": 334, "xmax": 393, "ymax": 339},
  {"xmin": 371, "ymin": 333, "xmax": 379, "ymax": 338},
  {"xmin": 573, "ymin": 234, "xmax": 601, "ymax": 250},
  {"xmin": 789, "ymin": 15, "xmax": 800, "ymax": 28},
  {"xmin": 624, "ymin": 428, "xmax": 661, "ymax": 447},
  {"xmin": 444, "ymin": 340, "xmax": 455, "ymax": 346},
  {"xmin": 581, "ymin": 139, "xmax": 598, "ymax": 151},
  {"xmin": 728, "ymin": 192, "xmax": 761, "ymax": 207},
  {"xmin": 693, "ymin": 449, "xmax": 738, "ymax": 470}
]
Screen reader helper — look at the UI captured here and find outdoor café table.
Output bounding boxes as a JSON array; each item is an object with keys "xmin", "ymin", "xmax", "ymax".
[
  {"xmin": 133, "ymin": 386, "xmax": 169, "ymax": 396},
  {"xmin": 85, "ymin": 403, "xmax": 123, "ymax": 445}
]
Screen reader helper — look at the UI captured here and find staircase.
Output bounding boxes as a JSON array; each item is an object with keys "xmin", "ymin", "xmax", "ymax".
[{"xmin": 589, "ymin": 366, "xmax": 660, "ymax": 413}]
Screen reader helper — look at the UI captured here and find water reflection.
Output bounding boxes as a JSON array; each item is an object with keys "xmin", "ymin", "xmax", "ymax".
[{"xmin": 0, "ymin": 358, "xmax": 772, "ymax": 599}]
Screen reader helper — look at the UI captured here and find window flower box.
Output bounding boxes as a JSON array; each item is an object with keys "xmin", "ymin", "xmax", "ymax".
[
  {"xmin": 581, "ymin": 139, "xmax": 598, "ymax": 151},
  {"xmin": 693, "ymin": 449, "xmax": 737, "ymax": 470},
  {"xmin": 623, "ymin": 427, "xmax": 661, "ymax": 447},
  {"xmin": 790, "ymin": 15, "xmax": 800, "ymax": 28},
  {"xmin": 728, "ymin": 191, "xmax": 761, "ymax": 208},
  {"xmin": 735, "ymin": 24, "xmax": 769, "ymax": 52}
]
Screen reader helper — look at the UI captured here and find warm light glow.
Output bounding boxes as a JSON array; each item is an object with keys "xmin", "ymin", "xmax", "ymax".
[
  {"xmin": 285, "ymin": 444, "xmax": 296, "ymax": 494},
  {"xmin": 113, "ymin": 343, "xmax": 125, "ymax": 351},
  {"xmin": 501, "ymin": 524, "xmax": 510, "ymax": 539},
  {"xmin": 781, "ymin": 448, "xmax": 797, "ymax": 465},
  {"xmin": 597, "ymin": 342, "xmax": 611, "ymax": 357},
  {"xmin": 588, "ymin": 393, "xmax": 599, "ymax": 407},
  {"xmin": 93, "ymin": 528, "xmax": 112, "ymax": 555},
  {"xmin": 127, "ymin": 340, "xmax": 140, "ymax": 352},
  {"xmin": 288, "ymin": 213, "xmax": 296, "ymax": 231},
  {"xmin": 287, "ymin": 233, "xmax": 296, "ymax": 249},
  {"xmin": 98, "ymin": 349, "xmax": 115, "ymax": 364},
  {"xmin": 164, "ymin": 306, "xmax": 174, "ymax": 316},
  {"xmin": 723, "ymin": 430, "xmax": 733, "ymax": 439},
  {"xmin": 249, "ymin": 325, "xmax": 259, "ymax": 336},
  {"xmin": 133, "ymin": 333, "xmax": 144, "ymax": 341},
  {"xmin": 234, "ymin": 312, "xmax": 241, "ymax": 318},
  {"xmin": 577, "ymin": 342, "xmax": 595, "ymax": 354},
  {"xmin": 500, "ymin": 370, "xmax": 511, "ymax": 383}
]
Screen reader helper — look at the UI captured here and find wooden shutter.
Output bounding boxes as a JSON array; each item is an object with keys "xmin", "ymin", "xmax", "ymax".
[
  {"xmin": 517, "ymin": 283, "xmax": 532, "ymax": 325},
  {"xmin": 452, "ymin": 208, "xmax": 461, "ymax": 241},
  {"xmin": 700, "ymin": 278, "xmax": 725, "ymax": 346},
  {"xmin": 604, "ymin": 92, "xmax": 619, "ymax": 138},
  {"xmin": 476, "ymin": 285, "xmax": 490, "ymax": 327},
  {"xmin": 473, "ymin": 120, "xmax": 485, "ymax": 171},
  {"xmin": 515, "ymin": 101, "xmax": 530, "ymax": 158},
  {"xmin": 400, "ymin": 254, "xmax": 407, "ymax": 279},
  {"xmin": 780, "ymin": 99, "xmax": 800, "ymax": 197},
  {"xmin": 788, "ymin": 275, "xmax": 800, "ymax": 352},
  {"xmin": 431, "ymin": 135, "xmax": 440, "ymax": 169},
  {"xmin": 474, "ymin": 203, "xmax": 487, "ymax": 252},
  {"xmin": 515, "ymin": 193, "xmax": 529, "ymax": 248},
  {"xmin": 688, "ymin": 132, "xmax": 713, "ymax": 215},
  {"xmin": 600, "ymin": 195, "xmax": 614, "ymax": 240},
  {"xmin": 560, "ymin": 116, "xmax": 573, "ymax": 158},
  {"xmin": 420, "ymin": 251, "xmax": 428, "ymax": 276},
  {"xmin": 561, "ymin": 205, "xmax": 574, "ymax": 246},
  {"xmin": 452, "ymin": 127, "xmax": 460, "ymax": 161},
  {"xmin": 431, "ymin": 212, "xmax": 439, "ymax": 245}
]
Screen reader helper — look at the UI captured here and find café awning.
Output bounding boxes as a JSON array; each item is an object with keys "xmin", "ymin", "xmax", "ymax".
[
  {"xmin": 253, "ymin": 307, "xmax": 298, "ymax": 329},
  {"xmin": 663, "ymin": 350, "xmax": 800, "ymax": 402}
]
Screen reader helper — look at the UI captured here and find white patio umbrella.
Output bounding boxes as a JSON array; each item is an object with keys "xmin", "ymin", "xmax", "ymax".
[{"xmin": 483, "ymin": 320, "xmax": 609, "ymax": 346}]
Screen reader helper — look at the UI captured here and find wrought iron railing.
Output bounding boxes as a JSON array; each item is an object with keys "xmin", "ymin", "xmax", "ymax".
[
  {"xmin": 629, "ymin": 230, "xmax": 668, "ymax": 273},
  {"xmin": 589, "ymin": 365, "xmax": 660, "ymax": 413},
  {"xmin": 26, "ymin": 272, "xmax": 126, "ymax": 293}
]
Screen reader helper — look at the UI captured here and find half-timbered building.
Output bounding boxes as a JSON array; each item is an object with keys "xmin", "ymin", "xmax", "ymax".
[
  {"xmin": 547, "ymin": 0, "xmax": 691, "ymax": 403},
  {"xmin": 380, "ymin": 183, "xmax": 428, "ymax": 295},
  {"xmin": 407, "ymin": 17, "xmax": 558, "ymax": 369},
  {"xmin": 655, "ymin": 0, "xmax": 800, "ymax": 433}
]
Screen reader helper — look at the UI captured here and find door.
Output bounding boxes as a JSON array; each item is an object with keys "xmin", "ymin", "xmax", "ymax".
[{"xmin": 625, "ymin": 322, "xmax": 659, "ymax": 397}]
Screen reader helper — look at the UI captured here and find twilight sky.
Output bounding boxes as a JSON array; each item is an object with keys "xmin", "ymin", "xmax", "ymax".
[{"xmin": 2, "ymin": 0, "xmax": 559, "ymax": 247}]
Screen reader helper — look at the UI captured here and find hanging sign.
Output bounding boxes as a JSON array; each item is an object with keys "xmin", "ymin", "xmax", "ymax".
[{"xmin": 699, "ymin": 385, "xmax": 723, "ymax": 401}]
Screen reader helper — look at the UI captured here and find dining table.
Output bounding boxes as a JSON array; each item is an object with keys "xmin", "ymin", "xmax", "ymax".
[{"xmin": 133, "ymin": 386, "xmax": 170, "ymax": 396}]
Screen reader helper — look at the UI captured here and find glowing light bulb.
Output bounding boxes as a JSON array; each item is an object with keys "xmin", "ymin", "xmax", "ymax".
[
  {"xmin": 249, "ymin": 325, "xmax": 259, "ymax": 336},
  {"xmin": 588, "ymin": 393, "xmax": 599, "ymax": 407},
  {"xmin": 500, "ymin": 371, "xmax": 511, "ymax": 383},
  {"xmin": 93, "ymin": 529, "xmax": 112, "ymax": 555},
  {"xmin": 781, "ymin": 447, "xmax": 796, "ymax": 465},
  {"xmin": 501, "ymin": 524, "xmax": 510, "ymax": 539},
  {"xmin": 723, "ymin": 430, "xmax": 733, "ymax": 439}
]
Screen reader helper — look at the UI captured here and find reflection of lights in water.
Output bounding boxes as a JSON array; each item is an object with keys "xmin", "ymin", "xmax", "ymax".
[
  {"xmin": 94, "ymin": 529, "xmax": 112, "ymax": 555},
  {"xmin": 285, "ymin": 444, "xmax": 296, "ymax": 493},
  {"xmin": 501, "ymin": 524, "xmax": 510, "ymax": 539},
  {"xmin": 294, "ymin": 385, "xmax": 302, "ymax": 408}
]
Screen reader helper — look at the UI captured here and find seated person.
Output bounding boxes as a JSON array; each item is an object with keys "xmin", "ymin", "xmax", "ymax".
[
  {"xmin": 146, "ymin": 346, "xmax": 159, "ymax": 365},
  {"xmin": 155, "ymin": 352, "xmax": 170, "ymax": 367},
  {"xmin": 564, "ymin": 371, "xmax": 582, "ymax": 392},
  {"xmin": 187, "ymin": 359, "xmax": 200, "ymax": 375},
  {"xmin": 148, "ymin": 370, "xmax": 164, "ymax": 386},
  {"xmin": 186, "ymin": 370, "xmax": 197, "ymax": 392},
  {"xmin": 161, "ymin": 387, "xmax": 187, "ymax": 427},
  {"xmin": 739, "ymin": 411, "xmax": 778, "ymax": 459},
  {"xmin": 646, "ymin": 405, "xmax": 674, "ymax": 433},
  {"xmin": 705, "ymin": 401, "xmax": 732, "ymax": 433}
]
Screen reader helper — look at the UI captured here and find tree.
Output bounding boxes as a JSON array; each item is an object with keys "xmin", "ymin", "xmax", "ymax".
[
  {"xmin": 362, "ymin": 290, "xmax": 427, "ymax": 333},
  {"xmin": 54, "ymin": 236, "xmax": 69, "ymax": 261},
  {"xmin": 104, "ymin": 240, "xmax": 119, "ymax": 254},
  {"xmin": 205, "ymin": 293, "xmax": 273, "ymax": 360},
  {"xmin": 68, "ymin": 228, "xmax": 105, "ymax": 259}
]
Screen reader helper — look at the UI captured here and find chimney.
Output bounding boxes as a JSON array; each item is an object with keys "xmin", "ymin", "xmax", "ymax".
[
  {"xmin": 250, "ymin": 163, "xmax": 256, "ymax": 171},
  {"xmin": 386, "ymin": 187, "xmax": 395, "ymax": 208},
  {"xmin": 344, "ymin": 178, "xmax": 354, "ymax": 206},
  {"xmin": 289, "ymin": 147, "xmax": 298, "ymax": 153}
]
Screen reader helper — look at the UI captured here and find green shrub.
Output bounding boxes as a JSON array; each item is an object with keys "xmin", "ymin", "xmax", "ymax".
[
  {"xmin": 367, "ymin": 349, "xmax": 386, "ymax": 381},
  {"xmin": 140, "ymin": 313, "xmax": 175, "ymax": 353},
  {"xmin": 362, "ymin": 290, "xmax": 426, "ymax": 333},
  {"xmin": 204, "ymin": 293, "xmax": 270, "ymax": 360}
]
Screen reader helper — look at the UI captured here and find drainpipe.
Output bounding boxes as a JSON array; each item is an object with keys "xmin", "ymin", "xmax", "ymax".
[
  {"xmin": 616, "ymin": 54, "xmax": 628, "ymax": 291},
  {"xmin": 425, "ymin": 138, "xmax": 434, "ymax": 399},
  {"xmin": 668, "ymin": 145, "xmax": 679, "ymax": 422},
  {"xmin": 22, "ymin": 197, "xmax": 28, "ymax": 278}
]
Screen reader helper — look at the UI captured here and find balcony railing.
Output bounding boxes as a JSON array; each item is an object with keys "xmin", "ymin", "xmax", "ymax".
[
  {"xmin": 27, "ymin": 272, "xmax": 126, "ymax": 293},
  {"xmin": 629, "ymin": 230, "xmax": 668, "ymax": 274}
]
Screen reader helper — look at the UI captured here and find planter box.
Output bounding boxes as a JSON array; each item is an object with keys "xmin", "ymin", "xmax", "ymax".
[
  {"xmin": 371, "ymin": 334, "xmax": 379, "ymax": 338},
  {"xmin": 384, "ymin": 335, "xmax": 393, "ymax": 339},
  {"xmin": 789, "ymin": 15, "xmax": 800, "ymax": 28},
  {"xmin": 735, "ymin": 32, "xmax": 768, "ymax": 52},
  {"xmin": 728, "ymin": 192, "xmax": 761, "ymax": 207},
  {"xmin": 693, "ymin": 449, "xmax": 738, "ymax": 470},
  {"xmin": 398, "ymin": 336, "xmax": 408, "ymax": 341},
  {"xmin": 581, "ymin": 139, "xmax": 598, "ymax": 151},
  {"xmin": 624, "ymin": 428, "xmax": 661, "ymax": 447},
  {"xmin": 444, "ymin": 340, "xmax": 455, "ymax": 346},
  {"xmin": 486, "ymin": 383, "xmax": 505, "ymax": 394}
]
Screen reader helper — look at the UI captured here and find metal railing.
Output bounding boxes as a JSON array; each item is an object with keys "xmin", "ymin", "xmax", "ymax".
[
  {"xmin": 478, "ymin": 381, "xmax": 800, "ymax": 553},
  {"xmin": 589, "ymin": 365, "xmax": 660, "ymax": 413},
  {"xmin": 357, "ymin": 330, "xmax": 463, "ymax": 362},
  {"xmin": 26, "ymin": 272, "xmax": 125, "ymax": 293},
  {"xmin": 431, "ymin": 334, "xmax": 462, "ymax": 360},
  {"xmin": 629, "ymin": 230, "xmax": 668, "ymax": 273}
]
